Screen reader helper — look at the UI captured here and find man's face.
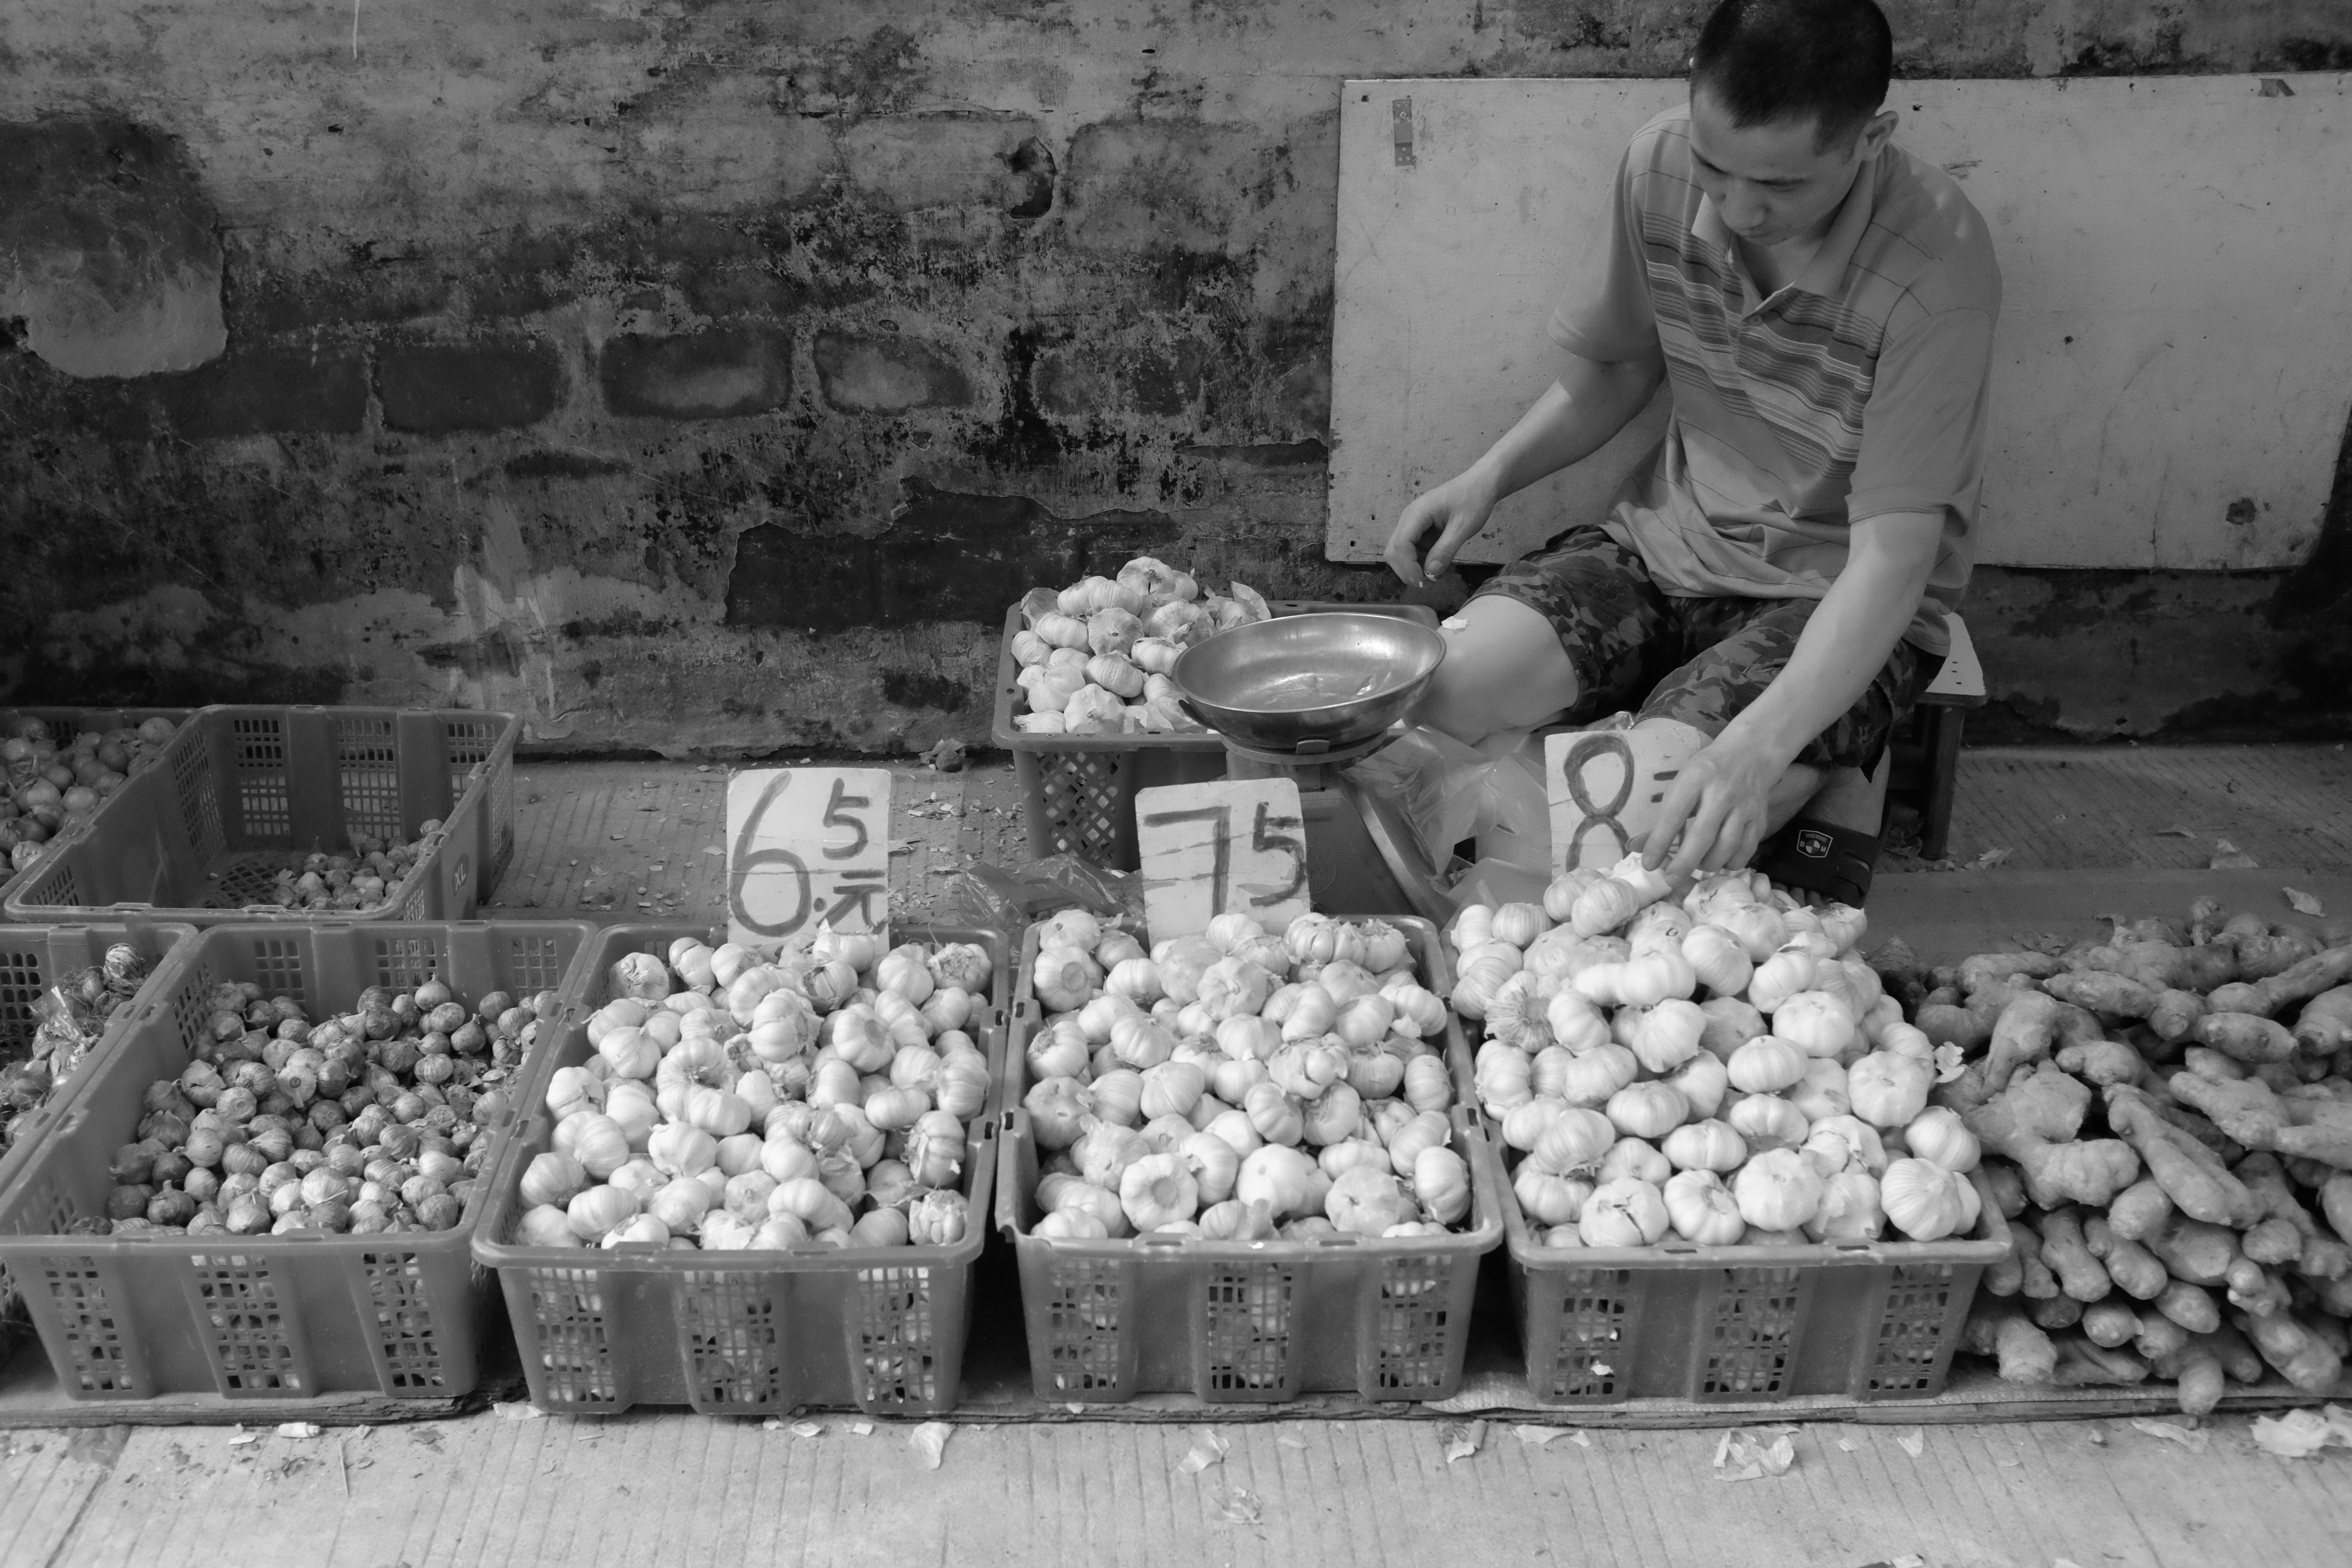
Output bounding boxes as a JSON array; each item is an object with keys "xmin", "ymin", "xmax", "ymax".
[{"xmin": 1686, "ymin": 84, "xmax": 1888, "ymax": 251}]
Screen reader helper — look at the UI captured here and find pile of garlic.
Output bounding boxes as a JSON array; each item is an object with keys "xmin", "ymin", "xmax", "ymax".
[
  {"xmin": 1021, "ymin": 908, "xmax": 1474, "ymax": 1242},
  {"xmin": 1453, "ymin": 856, "xmax": 1982, "ymax": 1251},
  {"xmin": 1007, "ymin": 558, "xmax": 1274, "ymax": 735},
  {"xmin": 511, "ymin": 930, "xmax": 995, "ymax": 1251}
]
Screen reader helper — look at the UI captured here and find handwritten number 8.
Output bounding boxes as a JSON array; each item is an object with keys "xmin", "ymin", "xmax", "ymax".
[{"xmin": 1561, "ymin": 733, "xmax": 1636, "ymax": 864}]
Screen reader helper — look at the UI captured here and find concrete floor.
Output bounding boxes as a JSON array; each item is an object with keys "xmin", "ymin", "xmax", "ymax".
[
  {"xmin": 8, "ymin": 743, "xmax": 2352, "ymax": 1566},
  {"xmin": 6, "ymin": 1409, "xmax": 2351, "ymax": 1568}
]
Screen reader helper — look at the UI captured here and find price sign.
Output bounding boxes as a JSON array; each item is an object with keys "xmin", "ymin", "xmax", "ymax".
[
  {"xmin": 1545, "ymin": 729, "xmax": 1675, "ymax": 874},
  {"xmin": 726, "ymin": 767, "xmax": 892, "ymax": 949},
  {"xmin": 1135, "ymin": 777, "xmax": 1311, "ymax": 941}
]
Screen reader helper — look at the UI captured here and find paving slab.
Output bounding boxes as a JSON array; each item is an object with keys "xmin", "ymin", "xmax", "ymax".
[{"xmin": 10, "ymin": 1407, "xmax": 2350, "ymax": 1568}]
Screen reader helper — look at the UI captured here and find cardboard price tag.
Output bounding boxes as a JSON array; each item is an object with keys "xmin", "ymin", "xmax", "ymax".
[
  {"xmin": 1544, "ymin": 729, "xmax": 1672, "ymax": 874},
  {"xmin": 726, "ymin": 767, "xmax": 892, "ymax": 947},
  {"xmin": 1135, "ymin": 778, "xmax": 1312, "ymax": 940}
]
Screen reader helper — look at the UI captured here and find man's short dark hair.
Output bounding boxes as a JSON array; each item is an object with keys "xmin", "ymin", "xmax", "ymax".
[{"xmin": 1690, "ymin": 0, "xmax": 1894, "ymax": 150}]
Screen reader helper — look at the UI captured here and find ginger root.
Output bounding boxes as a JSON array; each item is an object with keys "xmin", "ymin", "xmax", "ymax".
[
  {"xmin": 2083, "ymin": 1212, "xmax": 2167, "ymax": 1299},
  {"xmin": 1959, "ymin": 951, "xmax": 2062, "ymax": 992},
  {"xmin": 2235, "ymin": 1152, "xmax": 2352, "ymax": 1278},
  {"xmin": 2107, "ymin": 1176, "xmax": 2175, "ymax": 1240},
  {"xmin": 2149, "ymin": 1342, "xmax": 2227, "ymax": 1417},
  {"xmin": 2051, "ymin": 1335, "xmax": 2148, "ymax": 1386},
  {"xmin": 1963, "ymin": 1065, "xmax": 2139, "ymax": 1209},
  {"xmin": 2133, "ymin": 1311, "xmax": 2191, "ymax": 1363},
  {"xmin": 2080, "ymin": 1299, "xmax": 2140, "ymax": 1348},
  {"xmin": 2030, "ymin": 1293, "xmax": 2084, "ymax": 1331},
  {"xmin": 2237, "ymin": 1307, "xmax": 2344, "ymax": 1393},
  {"xmin": 2104, "ymin": 1084, "xmax": 2264, "ymax": 1227},
  {"xmin": 1966, "ymin": 1307, "xmax": 2058, "ymax": 1384},
  {"xmin": 2205, "ymin": 944, "xmax": 2352, "ymax": 1018},
  {"xmin": 2147, "ymin": 989, "xmax": 2209, "ymax": 1044},
  {"xmin": 2045, "ymin": 971, "xmax": 2159, "ymax": 1019},
  {"xmin": 2054, "ymin": 1037, "xmax": 2141, "ymax": 1087},
  {"xmin": 2144, "ymin": 1213, "xmax": 2242, "ymax": 1285},
  {"xmin": 2191, "ymin": 1011, "xmax": 2297, "ymax": 1065},
  {"xmin": 2294, "ymin": 985, "xmax": 2352, "ymax": 1056},
  {"xmin": 2153, "ymin": 1278, "xmax": 2220, "ymax": 1333},
  {"xmin": 2037, "ymin": 1207, "xmax": 2112, "ymax": 1301},
  {"xmin": 2168, "ymin": 1070, "xmax": 2352, "ymax": 1169}
]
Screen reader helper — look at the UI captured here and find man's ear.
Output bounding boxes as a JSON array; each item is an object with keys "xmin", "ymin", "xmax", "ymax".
[{"xmin": 1856, "ymin": 108, "xmax": 1899, "ymax": 160}]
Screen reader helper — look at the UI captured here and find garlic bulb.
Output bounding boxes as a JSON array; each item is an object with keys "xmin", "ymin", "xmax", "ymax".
[
  {"xmin": 1731, "ymin": 1148, "xmax": 1825, "ymax": 1232},
  {"xmin": 1577, "ymin": 1177, "xmax": 1669, "ymax": 1247}
]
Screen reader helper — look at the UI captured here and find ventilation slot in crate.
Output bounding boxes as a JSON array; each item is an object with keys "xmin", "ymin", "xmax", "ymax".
[
  {"xmin": 44, "ymin": 1262, "xmax": 137, "ymax": 1396},
  {"xmin": 857, "ymin": 1264, "xmax": 941, "ymax": 1408},
  {"xmin": 362, "ymin": 1250, "xmax": 451, "ymax": 1391},
  {"xmin": 678, "ymin": 1272, "xmax": 785, "ymax": 1410},
  {"xmin": 189, "ymin": 1255, "xmax": 304, "ymax": 1394},
  {"xmin": 336, "ymin": 715, "xmax": 404, "ymax": 843},
  {"xmin": 231, "ymin": 716, "xmax": 291, "ymax": 842},
  {"xmin": 1041, "ymin": 1257, "xmax": 1125, "ymax": 1394},
  {"xmin": 1371, "ymin": 1254, "xmax": 1456, "ymax": 1393},
  {"xmin": 248, "ymin": 937, "xmax": 309, "ymax": 1010},
  {"xmin": 1866, "ymin": 1262, "xmax": 1961, "ymax": 1395},
  {"xmin": 371, "ymin": 934, "xmax": 443, "ymax": 991},
  {"xmin": 525, "ymin": 1268, "xmax": 621, "ymax": 1406},
  {"xmin": 1204, "ymin": 1265, "xmax": 1294, "ymax": 1396},
  {"xmin": 1699, "ymin": 1267, "xmax": 1806, "ymax": 1398}
]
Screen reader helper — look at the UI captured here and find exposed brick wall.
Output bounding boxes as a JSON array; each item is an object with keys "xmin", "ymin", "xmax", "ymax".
[{"xmin": 0, "ymin": 2, "xmax": 2347, "ymax": 751}]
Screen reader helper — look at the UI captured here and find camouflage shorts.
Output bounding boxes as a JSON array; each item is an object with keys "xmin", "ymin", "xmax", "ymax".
[{"xmin": 1470, "ymin": 525, "xmax": 1925, "ymax": 772}]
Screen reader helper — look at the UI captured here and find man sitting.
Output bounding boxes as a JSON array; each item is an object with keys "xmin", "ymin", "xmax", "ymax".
[{"xmin": 1384, "ymin": 0, "xmax": 1998, "ymax": 905}]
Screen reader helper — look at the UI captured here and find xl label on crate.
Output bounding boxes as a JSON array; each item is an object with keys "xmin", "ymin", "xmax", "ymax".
[
  {"xmin": 1544, "ymin": 729, "xmax": 1676, "ymax": 874},
  {"xmin": 1134, "ymin": 778, "xmax": 1311, "ymax": 940},
  {"xmin": 726, "ymin": 768, "xmax": 893, "ymax": 947}
]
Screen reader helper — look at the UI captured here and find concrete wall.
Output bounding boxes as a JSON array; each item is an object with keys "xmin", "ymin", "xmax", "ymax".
[{"xmin": 2, "ymin": 1, "xmax": 2348, "ymax": 754}]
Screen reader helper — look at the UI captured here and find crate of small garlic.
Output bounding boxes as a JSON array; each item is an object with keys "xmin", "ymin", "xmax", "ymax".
[
  {"xmin": 990, "ymin": 559, "xmax": 1440, "ymax": 868},
  {"xmin": 0, "ymin": 707, "xmax": 188, "ymax": 906},
  {"xmin": 995, "ymin": 906, "xmax": 1506, "ymax": 1404},
  {"xmin": 5, "ymin": 704, "xmax": 520, "ymax": 927},
  {"xmin": 473, "ymin": 922, "xmax": 1009, "ymax": 1417},
  {"xmin": 0, "ymin": 919, "xmax": 594, "ymax": 1402},
  {"xmin": 1454, "ymin": 857, "xmax": 2011, "ymax": 1405}
]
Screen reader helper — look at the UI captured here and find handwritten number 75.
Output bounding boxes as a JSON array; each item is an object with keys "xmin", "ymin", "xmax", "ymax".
[{"xmin": 1140, "ymin": 801, "xmax": 1306, "ymax": 910}]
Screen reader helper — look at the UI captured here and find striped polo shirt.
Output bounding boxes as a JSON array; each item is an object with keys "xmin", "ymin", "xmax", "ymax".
[{"xmin": 1549, "ymin": 106, "xmax": 2000, "ymax": 656}]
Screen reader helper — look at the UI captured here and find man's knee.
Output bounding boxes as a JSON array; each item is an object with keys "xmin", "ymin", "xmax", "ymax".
[{"xmin": 1412, "ymin": 596, "xmax": 1580, "ymax": 745}]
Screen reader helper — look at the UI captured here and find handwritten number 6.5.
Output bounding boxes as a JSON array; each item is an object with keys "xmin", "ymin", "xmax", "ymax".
[
  {"xmin": 822, "ymin": 779, "xmax": 870, "ymax": 861},
  {"xmin": 730, "ymin": 773, "xmax": 814, "ymax": 937}
]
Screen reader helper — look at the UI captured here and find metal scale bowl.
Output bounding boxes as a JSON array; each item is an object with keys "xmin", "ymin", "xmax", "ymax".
[{"xmin": 1170, "ymin": 612, "xmax": 1456, "ymax": 922}]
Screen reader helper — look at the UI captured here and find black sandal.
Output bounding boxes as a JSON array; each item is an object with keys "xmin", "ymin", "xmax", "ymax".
[{"xmin": 1754, "ymin": 817, "xmax": 1880, "ymax": 906}]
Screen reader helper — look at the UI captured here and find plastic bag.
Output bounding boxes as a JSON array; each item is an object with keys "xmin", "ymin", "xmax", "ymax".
[
  {"xmin": 945, "ymin": 854, "xmax": 1145, "ymax": 940},
  {"xmin": 1341, "ymin": 726, "xmax": 1491, "ymax": 871},
  {"xmin": 1343, "ymin": 724, "xmax": 1556, "ymax": 877}
]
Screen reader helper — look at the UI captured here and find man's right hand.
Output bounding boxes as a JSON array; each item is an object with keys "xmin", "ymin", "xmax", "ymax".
[{"xmin": 1384, "ymin": 469, "xmax": 1499, "ymax": 588}]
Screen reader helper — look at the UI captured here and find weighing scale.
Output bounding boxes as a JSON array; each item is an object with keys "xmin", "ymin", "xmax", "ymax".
[{"xmin": 1170, "ymin": 613, "xmax": 1459, "ymax": 925}]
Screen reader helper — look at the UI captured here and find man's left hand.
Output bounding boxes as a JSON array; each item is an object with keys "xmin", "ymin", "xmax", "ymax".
[{"xmin": 1640, "ymin": 729, "xmax": 1789, "ymax": 881}]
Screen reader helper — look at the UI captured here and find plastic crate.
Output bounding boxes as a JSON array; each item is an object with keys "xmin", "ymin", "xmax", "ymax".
[
  {"xmin": 0, "ymin": 921, "xmax": 198, "ymax": 1307},
  {"xmin": 0, "ymin": 707, "xmax": 194, "ymax": 919},
  {"xmin": 473, "ymin": 922, "xmax": 1012, "ymax": 1417},
  {"xmin": 994, "ymin": 915, "xmax": 1507, "ymax": 1404},
  {"xmin": 1502, "ymin": 1162, "xmax": 2012, "ymax": 1404},
  {"xmin": 4, "ymin": 705, "xmax": 520, "ymax": 927},
  {"xmin": 992, "ymin": 601, "xmax": 1444, "ymax": 870},
  {"xmin": 0, "ymin": 919, "xmax": 598, "ymax": 1402}
]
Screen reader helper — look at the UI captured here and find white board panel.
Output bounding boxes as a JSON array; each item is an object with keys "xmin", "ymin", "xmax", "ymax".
[{"xmin": 1328, "ymin": 75, "xmax": 2352, "ymax": 572}]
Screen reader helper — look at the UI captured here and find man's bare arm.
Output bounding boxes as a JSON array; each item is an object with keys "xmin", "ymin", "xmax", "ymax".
[
  {"xmin": 1642, "ymin": 509, "xmax": 1945, "ymax": 876},
  {"xmin": 1385, "ymin": 349, "xmax": 1666, "ymax": 588}
]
